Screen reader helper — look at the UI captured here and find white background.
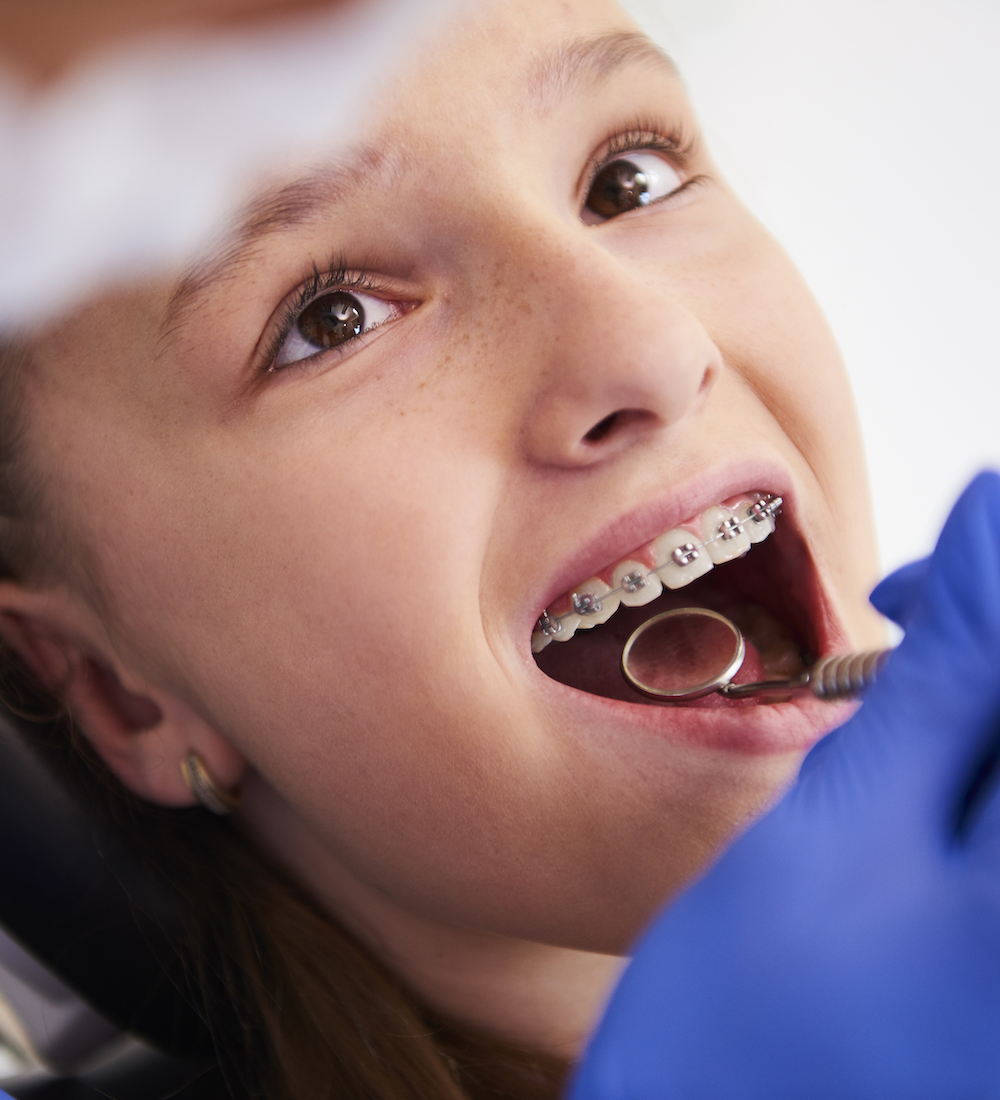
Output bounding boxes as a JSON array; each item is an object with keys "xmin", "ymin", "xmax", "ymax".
[{"xmin": 625, "ymin": 0, "xmax": 1000, "ymax": 575}]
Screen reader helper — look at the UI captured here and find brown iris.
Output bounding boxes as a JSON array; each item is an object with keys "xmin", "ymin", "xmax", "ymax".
[
  {"xmin": 296, "ymin": 291, "xmax": 364, "ymax": 350},
  {"xmin": 585, "ymin": 159, "xmax": 651, "ymax": 219}
]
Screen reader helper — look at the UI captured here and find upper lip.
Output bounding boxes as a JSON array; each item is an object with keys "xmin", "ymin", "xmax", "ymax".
[{"xmin": 524, "ymin": 458, "xmax": 794, "ymax": 638}]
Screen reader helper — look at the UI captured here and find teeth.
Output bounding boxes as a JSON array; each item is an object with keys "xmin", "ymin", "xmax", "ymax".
[
  {"xmin": 701, "ymin": 506, "xmax": 751, "ymax": 564},
  {"xmin": 569, "ymin": 579, "xmax": 620, "ymax": 628},
  {"xmin": 530, "ymin": 612, "xmax": 582, "ymax": 652},
  {"xmin": 611, "ymin": 560, "xmax": 663, "ymax": 607},
  {"xmin": 531, "ymin": 611, "xmax": 561, "ymax": 652},
  {"xmin": 740, "ymin": 496, "xmax": 777, "ymax": 543},
  {"xmin": 532, "ymin": 492, "xmax": 781, "ymax": 650},
  {"xmin": 653, "ymin": 527, "xmax": 715, "ymax": 589},
  {"xmin": 551, "ymin": 611, "xmax": 582, "ymax": 644},
  {"xmin": 531, "ymin": 607, "xmax": 581, "ymax": 652},
  {"xmin": 730, "ymin": 603, "xmax": 805, "ymax": 678}
]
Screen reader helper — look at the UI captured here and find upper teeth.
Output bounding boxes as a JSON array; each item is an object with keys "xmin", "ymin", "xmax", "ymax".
[{"xmin": 531, "ymin": 493, "xmax": 782, "ymax": 653}]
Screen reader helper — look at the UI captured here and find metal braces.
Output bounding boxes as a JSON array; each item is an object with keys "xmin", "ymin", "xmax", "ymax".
[{"xmin": 535, "ymin": 493, "xmax": 782, "ymax": 637}]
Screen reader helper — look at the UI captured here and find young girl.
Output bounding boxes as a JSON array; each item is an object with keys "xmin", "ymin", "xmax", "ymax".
[{"xmin": 0, "ymin": 0, "xmax": 890, "ymax": 1095}]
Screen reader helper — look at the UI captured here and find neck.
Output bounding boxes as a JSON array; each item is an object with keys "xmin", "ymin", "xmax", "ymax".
[{"xmin": 238, "ymin": 772, "xmax": 625, "ymax": 1059}]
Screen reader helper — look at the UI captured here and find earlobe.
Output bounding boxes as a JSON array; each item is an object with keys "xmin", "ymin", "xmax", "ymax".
[
  {"xmin": 180, "ymin": 752, "xmax": 241, "ymax": 815},
  {"xmin": 0, "ymin": 582, "xmax": 247, "ymax": 810},
  {"xmin": 63, "ymin": 653, "xmax": 246, "ymax": 809}
]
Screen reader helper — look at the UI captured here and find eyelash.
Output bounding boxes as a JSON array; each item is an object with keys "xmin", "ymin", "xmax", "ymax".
[
  {"xmin": 262, "ymin": 259, "xmax": 397, "ymax": 372},
  {"xmin": 605, "ymin": 123, "xmax": 694, "ymax": 163}
]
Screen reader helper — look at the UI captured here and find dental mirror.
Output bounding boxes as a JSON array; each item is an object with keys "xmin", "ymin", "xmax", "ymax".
[
  {"xmin": 620, "ymin": 608, "xmax": 746, "ymax": 700},
  {"xmin": 621, "ymin": 606, "xmax": 891, "ymax": 703}
]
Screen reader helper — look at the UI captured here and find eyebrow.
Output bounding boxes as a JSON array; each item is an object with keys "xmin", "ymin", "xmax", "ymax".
[
  {"xmin": 524, "ymin": 30, "xmax": 679, "ymax": 116},
  {"xmin": 161, "ymin": 143, "xmax": 402, "ymax": 341},
  {"xmin": 161, "ymin": 30, "xmax": 678, "ymax": 341}
]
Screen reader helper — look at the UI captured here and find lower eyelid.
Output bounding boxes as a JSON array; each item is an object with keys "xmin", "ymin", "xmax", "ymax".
[
  {"xmin": 272, "ymin": 319, "xmax": 383, "ymax": 373},
  {"xmin": 657, "ymin": 174, "xmax": 703, "ymax": 202}
]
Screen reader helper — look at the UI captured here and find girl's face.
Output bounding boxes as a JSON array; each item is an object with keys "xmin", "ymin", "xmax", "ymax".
[{"xmin": 18, "ymin": 0, "xmax": 882, "ymax": 957}]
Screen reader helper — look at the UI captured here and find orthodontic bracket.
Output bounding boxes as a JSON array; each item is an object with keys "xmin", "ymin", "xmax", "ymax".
[
  {"xmin": 572, "ymin": 592, "xmax": 604, "ymax": 616},
  {"xmin": 536, "ymin": 609, "xmax": 562, "ymax": 636},
  {"xmin": 671, "ymin": 543, "xmax": 700, "ymax": 566},
  {"xmin": 748, "ymin": 494, "xmax": 782, "ymax": 523}
]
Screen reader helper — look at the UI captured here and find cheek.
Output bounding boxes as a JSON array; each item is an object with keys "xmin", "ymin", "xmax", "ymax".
[
  {"xmin": 708, "ymin": 227, "xmax": 856, "ymax": 463},
  {"xmin": 696, "ymin": 228, "xmax": 881, "ymax": 641},
  {"xmin": 604, "ymin": 192, "xmax": 859, "ymax": 488},
  {"xmin": 93, "ymin": 388, "xmax": 512, "ymax": 765},
  {"xmin": 635, "ymin": 207, "xmax": 879, "ymax": 639}
]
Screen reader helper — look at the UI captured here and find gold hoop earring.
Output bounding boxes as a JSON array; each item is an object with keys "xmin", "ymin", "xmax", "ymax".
[{"xmin": 180, "ymin": 752, "xmax": 240, "ymax": 816}]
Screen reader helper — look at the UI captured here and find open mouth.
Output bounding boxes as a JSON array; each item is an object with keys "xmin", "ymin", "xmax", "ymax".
[{"xmin": 532, "ymin": 492, "xmax": 823, "ymax": 708}]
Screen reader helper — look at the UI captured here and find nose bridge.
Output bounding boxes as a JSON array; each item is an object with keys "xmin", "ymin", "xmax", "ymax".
[{"xmin": 477, "ymin": 221, "xmax": 721, "ymax": 468}]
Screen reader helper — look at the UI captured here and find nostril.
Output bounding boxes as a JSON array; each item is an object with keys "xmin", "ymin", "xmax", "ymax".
[
  {"xmin": 583, "ymin": 409, "xmax": 654, "ymax": 446},
  {"xmin": 584, "ymin": 413, "xmax": 619, "ymax": 444}
]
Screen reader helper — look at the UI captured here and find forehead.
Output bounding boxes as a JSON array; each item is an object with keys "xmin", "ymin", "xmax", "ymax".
[{"xmin": 394, "ymin": 0, "xmax": 674, "ymax": 116}]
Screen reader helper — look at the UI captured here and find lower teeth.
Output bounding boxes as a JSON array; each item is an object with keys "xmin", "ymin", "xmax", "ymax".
[{"xmin": 728, "ymin": 603, "xmax": 807, "ymax": 680}]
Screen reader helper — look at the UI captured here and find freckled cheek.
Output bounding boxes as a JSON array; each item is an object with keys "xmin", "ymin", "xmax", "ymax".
[
  {"xmin": 111, "ymin": 411, "xmax": 504, "ymax": 705},
  {"xmin": 612, "ymin": 222, "xmax": 838, "ymax": 410},
  {"xmin": 155, "ymin": 463, "xmax": 531, "ymax": 817},
  {"xmin": 685, "ymin": 241, "xmax": 851, "ymax": 448},
  {"xmin": 685, "ymin": 243, "xmax": 877, "ymax": 600}
]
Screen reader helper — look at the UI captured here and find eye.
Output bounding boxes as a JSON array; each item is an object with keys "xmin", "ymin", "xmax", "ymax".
[
  {"xmin": 583, "ymin": 151, "xmax": 684, "ymax": 223},
  {"xmin": 273, "ymin": 288, "xmax": 401, "ymax": 370}
]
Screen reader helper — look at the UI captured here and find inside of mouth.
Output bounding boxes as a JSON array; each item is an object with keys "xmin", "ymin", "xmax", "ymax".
[{"xmin": 533, "ymin": 533, "xmax": 816, "ymax": 707}]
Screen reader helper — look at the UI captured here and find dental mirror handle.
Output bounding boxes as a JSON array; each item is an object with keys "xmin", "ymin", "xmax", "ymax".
[{"xmin": 720, "ymin": 648, "xmax": 893, "ymax": 701}]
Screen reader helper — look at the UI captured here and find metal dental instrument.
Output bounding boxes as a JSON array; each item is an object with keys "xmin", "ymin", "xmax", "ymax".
[{"xmin": 621, "ymin": 606, "xmax": 892, "ymax": 703}]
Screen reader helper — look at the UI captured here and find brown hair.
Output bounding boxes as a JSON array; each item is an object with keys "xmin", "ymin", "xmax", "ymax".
[{"xmin": 0, "ymin": 335, "xmax": 568, "ymax": 1099}]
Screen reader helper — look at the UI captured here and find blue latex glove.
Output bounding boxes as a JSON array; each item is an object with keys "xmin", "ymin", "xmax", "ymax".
[{"xmin": 571, "ymin": 472, "xmax": 1000, "ymax": 1100}]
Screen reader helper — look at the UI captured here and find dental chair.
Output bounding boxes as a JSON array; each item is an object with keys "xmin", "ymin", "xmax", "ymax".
[{"xmin": 0, "ymin": 700, "xmax": 228, "ymax": 1098}]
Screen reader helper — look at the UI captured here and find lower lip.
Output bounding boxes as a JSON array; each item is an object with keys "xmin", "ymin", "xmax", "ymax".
[{"xmin": 534, "ymin": 667, "xmax": 852, "ymax": 756}]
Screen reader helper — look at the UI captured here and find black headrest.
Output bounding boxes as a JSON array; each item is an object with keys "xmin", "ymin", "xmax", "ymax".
[{"xmin": 0, "ymin": 704, "xmax": 213, "ymax": 1061}]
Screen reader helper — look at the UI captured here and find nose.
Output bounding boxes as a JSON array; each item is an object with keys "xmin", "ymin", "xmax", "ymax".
[{"xmin": 516, "ymin": 246, "xmax": 721, "ymax": 468}]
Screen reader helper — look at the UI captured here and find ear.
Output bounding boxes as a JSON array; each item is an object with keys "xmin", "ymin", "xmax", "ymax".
[{"xmin": 0, "ymin": 580, "xmax": 246, "ymax": 809}]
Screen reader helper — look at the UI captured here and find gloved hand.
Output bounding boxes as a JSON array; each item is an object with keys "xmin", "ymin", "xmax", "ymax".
[{"xmin": 570, "ymin": 472, "xmax": 1000, "ymax": 1100}]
